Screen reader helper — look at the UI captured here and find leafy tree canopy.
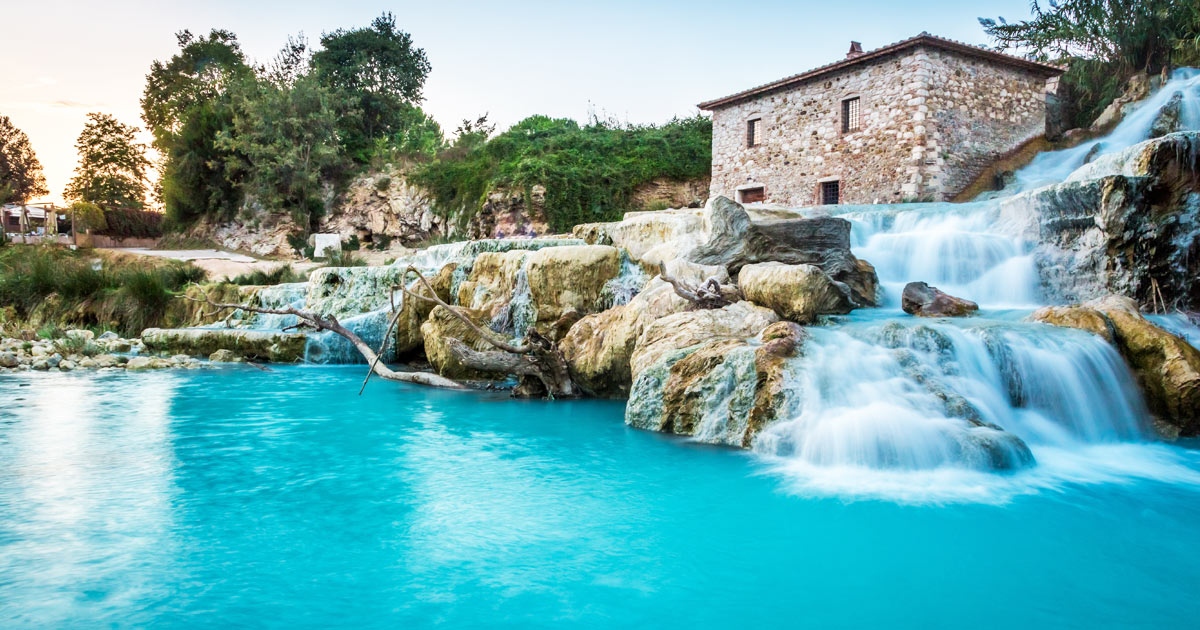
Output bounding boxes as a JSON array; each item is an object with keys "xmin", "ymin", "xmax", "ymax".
[
  {"xmin": 221, "ymin": 75, "xmax": 349, "ymax": 231},
  {"xmin": 141, "ymin": 29, "xmax": 253, "ymax": 147},
  {"xmin": 311, "ymin": 12, "xmax": 430, "ymax": 103},
  {"xmin": 65, "ymin": 113, "xmax": 151, "ymax": 210},
  {"xmin": 312, "ymin": 12, "xmax": 432, "ymax": 156},
  {"xmin": 0, "ymin": 116, "xmax": 49, "ymax": 204},
  {"xmin": 414, "ymin": 114, "xmax": 712, "ymax": 233},
  {"xmin": 980, "ymin": 0, "xmax": 1200, "ymax": 71},
  {"xmin": 981, "ymin": 0, "xmax": 1200, "ymax": 127}
]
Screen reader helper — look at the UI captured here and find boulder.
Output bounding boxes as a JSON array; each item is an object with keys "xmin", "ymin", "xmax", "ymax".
[
  {"xmin": 1021, "ymin": 132, "xmax": 1200, "ymax": 310},
  {"xmin": 1030, "ymin": 295, "xmax": 1200, "ymax": 436},
  {"xmin": 1029, "ymin": 305, "xmax": 1113, "ymax": 342},
  {"xmin": 92, "ymin": 354, "xmax": 121, "ymax": 368},
  {"xmin": 141, "ymin": 328, "xmax": 307, "ymax": 362},
  {"xmin": 395, "ymin": 263, "xmax": 456, "ymax": 355},
  {"xmin": 1148, "ymin": 91, "xmax": 1183, "ymax": 139},
  {"xmin": 575, "ymin": 196, "xmax": 877, "ymax": 306},
  {"xmin": 688, "ymin": 197, "xmax": 862, "ymax": 277},
  {"xmin": 64, "ymin": 329, "xmax": 94, "ymax": 342},
  {"xmin": 901, "ymin": 282, "xmax": 979, "ymax": 317},
  {"xmin": 59, "ymin": 360, "xmax": 75, "ymax": 371},
  {"xmin": 126, "ymin": 356, "xmax": 173, "ymax": 370},
  {"xmin": 0, "ymin": 352, "xmax": 16, "ymax": 368},
  {"xmin": 209, "ymin": 349, "xmax": 240, "ymax": 362},
  {"xmin": 625, "ymin": 320, "xmax": 806, "ymax": 447},
  {"xmin": 98, "ymin": 331, "xmax": 119, "ymax": 341},
  {"xmin": 738, "ymin": 262, "xmax": 853, "ymax": 323},
  {"xmin": 420, "ymin": 305, "xmax": 500, "ymax": 379},
  {"xmin": 524, "ymin": 245, "xmax": 621, "ymax": 332},
  {"xmin": 455, "ymin": 250, "xmax": 529, "ymax": 317},
  {"xmin": 168, "ymin": 283, "xmax": 262, "ymax": 328},
  {"xmin": 560, "ymin": 273, "xmax": 696, "ymax": 397},
  {"xmin": 630, "ymin": 300, "xmax": 779, "ymax": 380}
]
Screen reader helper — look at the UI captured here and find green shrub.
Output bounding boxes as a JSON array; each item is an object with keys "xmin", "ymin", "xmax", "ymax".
[
  {"xmin": 344, "ymin": 234, "xmax": 361, "ymax": 251},
  {"xmin": 0, "ymin": 245, "xmax": 208, "ymax": 336},
  {"xmin": 371, "ymin": 234, "xmax": 393, "ymax": 250},
  {"xmin": 325, "ymin": 250, "xmax": 367, "ymax": 267},
  {"xmin": 413, "ymin": 114, "xmax": 712, "ymax": 233},
  {"xmin": 230, "ymin": 264, "xmax": 309, "ymax": 285}
]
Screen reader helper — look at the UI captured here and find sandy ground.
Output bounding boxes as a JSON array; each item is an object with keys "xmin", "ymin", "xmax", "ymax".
[{"xmin": 106, "ymin": 248, "xmax": 323, "ymax": 281}]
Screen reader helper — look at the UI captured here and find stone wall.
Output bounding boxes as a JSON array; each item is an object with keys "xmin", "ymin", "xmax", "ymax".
[
  {"xmin": 709, "ymin": 44, "xmax": 1053, "ymax": 205},
  {"xmin": 922, "ymin": 48, "xmax": 1051, "ymax": 199}
]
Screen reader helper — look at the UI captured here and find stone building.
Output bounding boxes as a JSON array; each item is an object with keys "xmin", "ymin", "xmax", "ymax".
[{"xmin": 698, "ymin": 33, "xmax": 1063, "ymax": 206}]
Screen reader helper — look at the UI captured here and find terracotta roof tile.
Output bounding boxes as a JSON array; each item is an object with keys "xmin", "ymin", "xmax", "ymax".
[{"xmin": 697, "ymin": 32, "xmax": 1063, "ymax": 110}]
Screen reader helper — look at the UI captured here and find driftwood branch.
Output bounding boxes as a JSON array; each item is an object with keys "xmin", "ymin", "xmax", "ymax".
[
  {"xmin": 183, "ymin": 290, "xmax": 464, "ymax": 390},
  {"xmin": 398, "ymin": 265, "xmax": 578, "ymax": 398},
  {"xmin": 657, "ymin": 262, "xmax": 739, "ymax": 309},
  {"xmin": 399, "ymin": 265, "xmax": 530, "ymax": 353}
]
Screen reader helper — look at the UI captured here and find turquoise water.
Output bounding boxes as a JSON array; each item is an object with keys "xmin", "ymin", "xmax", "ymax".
[{"xmin": 2, "ymin": 366, "xmax": 1200, "ymax": 628}]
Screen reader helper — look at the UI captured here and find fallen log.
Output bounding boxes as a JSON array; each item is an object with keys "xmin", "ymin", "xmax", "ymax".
[
  {"xmin": 183, "ymin": 289, "xmax": 465, "ymax": 390},
  {"xmin": 399, "ymin": 266, "xmax": 579, "ymax": 399},
  {"xmin": 657, "ymin": 262, "xmax": 740, "ymax": 310}
]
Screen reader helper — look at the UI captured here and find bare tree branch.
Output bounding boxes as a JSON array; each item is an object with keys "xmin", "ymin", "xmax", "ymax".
[
  {"xmin": 657, "ymin": 262, "xmax": 739, "ymax": 309},
  {"xmin": 397, "ymin": 265, "xmax": 579, "ymax": 398},
  {"xmin": 183, "ymin": 289, "xmax": 464, "ymax": 390}
]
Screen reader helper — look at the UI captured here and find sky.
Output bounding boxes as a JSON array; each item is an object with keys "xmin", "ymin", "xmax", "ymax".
[{"xmin": 1, "ymin": 0, "xmax": 1036, "ymax": 205}]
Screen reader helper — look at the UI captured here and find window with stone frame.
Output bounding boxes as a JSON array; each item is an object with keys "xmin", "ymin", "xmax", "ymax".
[
  {"xmin": 820, "ymin": 180, "xmax": 840, "ymax": 205},
  {"xmin": 841, "ymin": 97, "xmax": 861, "ymax": 133},
  {"xmin": 746, "ymin": 118, "xmax": 762, "ymax": 147},
  {"xmin": 740, "ymin": 187, "xmax": 766, "ymax": 204}
]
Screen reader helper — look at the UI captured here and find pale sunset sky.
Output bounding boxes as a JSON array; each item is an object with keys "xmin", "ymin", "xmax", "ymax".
[{"xmin": 1, "ymin": 0, "xmax": 1035, "ymax": 205}]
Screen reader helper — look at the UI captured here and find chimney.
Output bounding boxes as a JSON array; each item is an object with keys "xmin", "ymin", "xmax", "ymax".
[{"xmin": 846, "ymin": 41, "xmax": 864, "ymax": 59}]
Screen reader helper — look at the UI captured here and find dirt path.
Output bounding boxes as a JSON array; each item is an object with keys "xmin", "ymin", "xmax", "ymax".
[{"xmin": 106, "ymin": 248, "xmax": 322, "ymax": 281}]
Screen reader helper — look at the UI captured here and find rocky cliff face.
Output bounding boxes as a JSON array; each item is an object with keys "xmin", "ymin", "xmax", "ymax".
[
  {"xmin": 1000, "ymin": 132, "xmax": 1200, "ymax": 310},
  {"xmin": 300, "ymin": 166, "xmax": 710, "ymax": 252}
]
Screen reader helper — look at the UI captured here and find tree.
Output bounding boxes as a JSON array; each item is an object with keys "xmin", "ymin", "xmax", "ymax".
[
  {"xmin": 160, "ymin": 101, "xmax": 243, "ymax": 225},
  {"xmin": 980, "ymin": 0, "xmax": 1198, "ymax": 72},
  {"xmin": 69, "ymin": 201, "xmax": 107, "ymax": 234},
  {"xmin": 0, "ymin": 115, "xmax": 49, "ymax": 205},
  {"xmin": 981, "ymin": 0, "xmax": 1200, "ymax": 127},
  {"xmin": 221, "ymin": 76, "xmax": 348, "ymax": 232},
  {"xmin": 311, "ymin": 12, "xmax": 431, "ymax": 157},
  {"xmin": 141, "ymin": 29, "xmax": 252, "ymax": 149},
  {"xmin": 65, "ymin": 113, "xmax": 151, "ymax": 210},
  {"xmin": 263, "ymin": 34, "xmax": 310, "ymax": 88}
]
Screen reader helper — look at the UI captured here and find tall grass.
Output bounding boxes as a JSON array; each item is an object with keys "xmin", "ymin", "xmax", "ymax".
[
  {"xmin": 229, "ymin": 264, "xmax": 309, "ymax": 285},
  {"xmin": 0, "ymin": 245, "xmax": 208, "ymax": 336}
]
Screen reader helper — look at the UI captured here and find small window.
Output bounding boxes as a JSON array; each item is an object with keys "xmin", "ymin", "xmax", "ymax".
[
  {"xmin": 746, "ymin": 118, "xmax": 762, "ymax": 147},
  {"xmin": 841, "ymin": 97, "xmax": 860, "ymax": 133},
  {"xmin": 820, "ymin": 181, "xmax": 840, "ymax": 205},
  {"xmin": 740, "ymin": 187, "xmax": 766, "ymax": 204}
]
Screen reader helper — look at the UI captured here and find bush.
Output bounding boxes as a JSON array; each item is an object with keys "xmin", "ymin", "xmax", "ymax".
[
  {"xmin": 229, "ymin": 264, "xmax": 308, "ymax": 285},
  {"xmin": 70, "ymin": 201, "xmax": 107, "ymax": 233},
  {"xmin": 97, "ymin": 207, "xmax": 165, "ymax": 239},
  {"xmin": 0, "ymin": 245, "xmax": 208, "ymax": 336},
  {"xmin": 413, "ymin": 114, "xmax": 712, "ymax": 233}
]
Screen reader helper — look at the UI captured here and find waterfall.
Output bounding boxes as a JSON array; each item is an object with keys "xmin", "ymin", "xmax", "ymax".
[
  {"xmin": 600, "ymin": 251, "xmax": 651, "ymax": 310},
  {"xmin": 490, "ymin": 266, "xmax": 535, "ymax": 339},
  {"xmin": 1010, "ymin": 68, "xmax": 1200, "ymax": 192},
  {"xmin": 240, "ymin": 282, "xmax": 307, "ymax": 330},
  {"xmin": 742, "ymin": 69, "xmax": 1200, "ymax": 494}
]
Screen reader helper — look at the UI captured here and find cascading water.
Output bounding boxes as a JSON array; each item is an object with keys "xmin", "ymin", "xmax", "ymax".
[
  {"xmin": 1009, "ymin": 68, "xmax": 1200, "ymax": 192},
  {"xmin": 743, "ymin": 69, "xmax": 1200, "ymax": 498}
]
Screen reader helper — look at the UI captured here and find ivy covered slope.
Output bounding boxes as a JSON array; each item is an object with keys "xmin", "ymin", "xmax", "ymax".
[{"xmin": 412, "ymin": 115, "xmax": 712, "ymax": 233}]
